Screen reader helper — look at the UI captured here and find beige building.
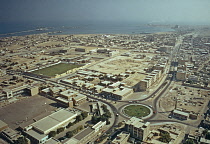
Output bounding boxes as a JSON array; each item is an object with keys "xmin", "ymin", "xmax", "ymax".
[
  {"xmin": 111, "ymin": 131, "xmax": 130, "ymax": 144},
  {"xmin": 176, "ymin": 70, "xmax": 186, "ymax": 81},
  {"xmin": 172, "ymin": 109, "xmax": 189, "ymax": 120},
  {"xmin": 138, "ymin": 69, "xmax": 162, "ymax": 91},
  {"xmin": 64, "ymin": 121, "xmax": 106, "ymax": 144},
  {"xmin": 57, "ymin": 89, "xmax": 86, "ymax": 107},
  {"xmin": 125, "ymin": 117, "xmax": 150, "ymax": 141}
]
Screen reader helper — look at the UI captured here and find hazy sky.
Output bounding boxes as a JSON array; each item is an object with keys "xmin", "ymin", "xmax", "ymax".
[{"xmin": 1, "ymin": 0, "xmax": 210, "ymax": 24}]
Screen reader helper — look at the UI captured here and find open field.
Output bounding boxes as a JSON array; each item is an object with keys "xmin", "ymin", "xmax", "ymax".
[
  {"xmin": 160, "ymin": 83, "xmax": 210, "ymax": 113},
  {"xmin": 32, "ymin": 63, "xmax": 82, "ymax": 77},
  {"xmin": 88, "ymin": 55, "xmax": 152, "ymax": 86},
  {"xmin": 123, "ymin": 104, "xmax": 151, "ymax": 118},
  {"xmin": 0, "ymin": 95, "xmax": 57, "ymax": 129}
]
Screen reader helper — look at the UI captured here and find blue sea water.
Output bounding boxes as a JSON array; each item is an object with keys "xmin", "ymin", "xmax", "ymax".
[{"xmin": 0, "ymin": 20, "xmax": 174, "ymax": 37}]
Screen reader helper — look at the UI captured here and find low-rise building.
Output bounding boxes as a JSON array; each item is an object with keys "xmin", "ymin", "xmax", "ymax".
[
  {"xmin": 1, "ymin": 128, "xmax": 20, "ymax": 143},
  {"xmin": 172, "ymin": 109, "xmax": 189, "ymax": 120},
  {"xmin": 64, "ymin": 121, "xmax": 106, "ymax": 144},
  {"xmin": 111, "ymin": 131, "xmax": 130, "ymax": 144},
  {"xmin": 176, "ymin": 70, "xmax": 186, "ymax": 81}
]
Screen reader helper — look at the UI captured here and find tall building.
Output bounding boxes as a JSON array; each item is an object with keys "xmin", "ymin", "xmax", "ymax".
[{"xmin": 125, "ymin": 117, "xmax": 150, "ymax": 141}]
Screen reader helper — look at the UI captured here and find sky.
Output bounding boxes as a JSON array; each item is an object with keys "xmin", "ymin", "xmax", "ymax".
[{"xmin": 0, "ymin": 0, "xmax": 210, "ymax": 24}]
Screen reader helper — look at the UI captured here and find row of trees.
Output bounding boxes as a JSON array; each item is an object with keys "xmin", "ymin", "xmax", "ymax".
[
  {"xmin": 66, "ymin": 125, "xmax": 84, "ymax": 138},
  {"xmin": 49, "ymin": 111, "xmax": 88, "ymax": 138}
]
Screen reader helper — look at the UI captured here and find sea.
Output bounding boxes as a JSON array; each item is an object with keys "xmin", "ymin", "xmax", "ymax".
[{"xmin": 0, "ymin": 20, "xmax": 174, "ymax": 37}]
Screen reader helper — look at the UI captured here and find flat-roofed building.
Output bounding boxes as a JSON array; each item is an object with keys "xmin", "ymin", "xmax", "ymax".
[
  {"xmin": 56, "ymin": 97, "xmax": 74, "ymax": 107},
  {"xmin": 125, "ymin": 117, "xmax": 150, "ymax": 141},
  {"xmin": 3, "ymin": 85, "xmax": 39, "ymax": 99},
  {"xmin": 64, "ymin": 121, "xmax": 106, "ymax": 144},
  {"xmin": 93, "ymin": 85, "xmax": 104, "ymax": 93},
  {"xmin": 24, "ymin": 129, "xmax": 48, "ymax": 144},
  {"xmin": 74, "ymin": 80, "xmax": 85, "ymax": 87},
  {"xmin": 101, "ymin": 87, "xmax": 133, "ymax": 100},
  {"xmin": 31, "ymin": 109, "xmax": 77, "ymax": 134},
  {"xmin": 172, "ymin": 109, "xmax": 189, "ymax": 120},
  {"xmin": 113, "ymin": 87, "xmax": 133, "ymax": 100},
  {"xmin": 1, "ymin": 128, "xmax": 20, "ymax": 143},
  {"xmin": 75, "ymin": 48, "xmax": 86, "ymax": 52},
  {"xmin": 59, "ymin": 90, "xmax": 77, "ymax": 100},
  {"xmin": 153, "ymin": 70, "xmax": 162, "ymax": 79},
  {"xmin": 111, "ymin": 131, "xmax": 130, "ymax": 144},
  {"xmin": 176, "ymin": 70, "xmax": 186, "ymax": 81},
  {"xmin": 82, "ymin": 82, "xmax": 94, "ymax": 90},
  {"xmin": 109, "ymin": 82, "xmax": 122, "ymax": 89},
  {"xmin": 72, "ymin": 94, "xmax": 87, "ymax": 106},
  {"xmin": 139, "ymin": 79, "xmax": 149, "ymax": 91}
]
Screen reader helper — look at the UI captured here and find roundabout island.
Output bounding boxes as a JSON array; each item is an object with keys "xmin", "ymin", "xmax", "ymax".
[{"xmin": 122, "ymin": 104, "xmax": 153, "ymax": 119}]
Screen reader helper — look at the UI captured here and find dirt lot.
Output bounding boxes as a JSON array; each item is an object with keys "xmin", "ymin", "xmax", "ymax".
[
  {"xmin": 0, "ymin": 95, "xmax": 57, "ymax": 129},
  {"xmin": 88, "ymin": 55, "xmax": 156, "ymax": 86},
  {"xmin": 160, "ymin": 83, "xmax": 210, "ymax": 114}
]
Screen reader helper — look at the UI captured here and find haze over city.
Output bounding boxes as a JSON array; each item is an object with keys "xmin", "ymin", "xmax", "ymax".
[{"xmin": 1, "ymin": 0, "xmax": 210, "ymax": 24}]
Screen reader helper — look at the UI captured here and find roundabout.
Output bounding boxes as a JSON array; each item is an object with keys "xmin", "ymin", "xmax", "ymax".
[{"xmin": 122, "ymin": 104, "xmax": 153, "ymax": 119}]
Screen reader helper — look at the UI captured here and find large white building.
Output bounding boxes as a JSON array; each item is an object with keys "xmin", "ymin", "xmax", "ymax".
[{"xmin": 125, "ymin": 117, "xmax": 150, "ymax": 141}]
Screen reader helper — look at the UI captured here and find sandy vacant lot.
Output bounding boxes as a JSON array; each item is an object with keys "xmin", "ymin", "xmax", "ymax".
[
  {"xmin": 0, "ymin": 95, "xmax": 57, "ymax": 129},
  {"xmin": 160, "ymin": 83, "xmax": 210, "ymax": 114}
]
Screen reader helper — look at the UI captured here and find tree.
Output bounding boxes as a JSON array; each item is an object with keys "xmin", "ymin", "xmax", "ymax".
[
  {"xmin": 66, "ymin": 131, "xmax": 74, "ymax": 138},
  {"xmin": 81, "ymin": 111, "xmax": 88, "ymax": 119},
  {"xmin": 206, "ymin": 132, "xmax": 210, "ymax": 140},
  {"xmin": 57, "ymin": 127, "xmax": 65, "ymax": 134},
  {"xmin": 66, "ymin": 122, "xmax": 73, "ymax": 128},
  {"xmin": 158, "ymin": 131, "xmax": 171, "ymax": 143},
  {"xmin": 103, "ymin": 111, "xmax": 111, "ymax": 118},
  {"xmin": 76, "ymin": 115, "xmax": 83, "ymax": 122},
  {"xmin": 48, "ymin": 131, "xmax": 56, "ymax": 137},
  {"xmin": 91, "ymin": 116, "xmax": 99, "ymax": 124},
  {"xmin": 14, "ymin": 137, "xmax": 28, "ymax": 144},
  {"xmin": 106, "ymin": 120, "xmax": 110, "ymax": 125},
  {"xmin": 183, "ymin": 139, "xmax": 196, "ymax": 144},
  {"xmin": 203, "ymin": 129, "xmax": 208, "ymax": 136}
]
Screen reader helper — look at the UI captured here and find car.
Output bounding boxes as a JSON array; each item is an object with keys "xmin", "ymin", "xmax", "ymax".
[
  {"xmin": 149, "ymin": 105, "xmax": 153, "ymax": 108},
  {"xmin": 168, "ymin": 115, "xmax": 172, "ymax": 118},
  {"xmin": 129, "ymin": 101, "xmax": 133, "ymax": 103}
]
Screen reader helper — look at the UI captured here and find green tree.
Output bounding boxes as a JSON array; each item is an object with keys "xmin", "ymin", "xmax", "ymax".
[
  {"xmin": 14, "ymin": 137, "xmax": 28, "ymax": 144},
  {"xmin": 103, "ymin": 111, "xmax": 111, "ymax": 118},
  {"xmin": 203, "ymin": 129, "xmax": 208, "ymax": 136},
  {"xmin": 66, "ymin": 131, "xmax": 74, "ymax": 138},
  {"xmin": 106, "ymin": 120, "xmax": 110, "ymax": 125},
  {"xmin": 57, "ymin": 127, "xmax": 65, "ymax": 134},
  {"xmin": 183, "ymin": 139, "xmax": 196, "ymax": 144},
  {"xmin": 48, "ymin": 131, "xmax": 56, "ymax": 137},
  {"xmin": 158, "ymin": 131, "xmax": 171, "ymax": 143},
  {"xmin": 81, "ymin": 111, "xmax": 88, "ymax": 119},
  {"xmin": 91, "ymin": 116, "xmax": 99, "ymax": 124},
  {"xmin": 206, "ymin": 132, "xmax": 210, "ymax": 140},
  {"xmin": 76, "ymin": 115, "xmax": 83, "ymax": 122},
  {"xmin": 66, "ymin": 122, "xmax": 73, "ymax": 128}
]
